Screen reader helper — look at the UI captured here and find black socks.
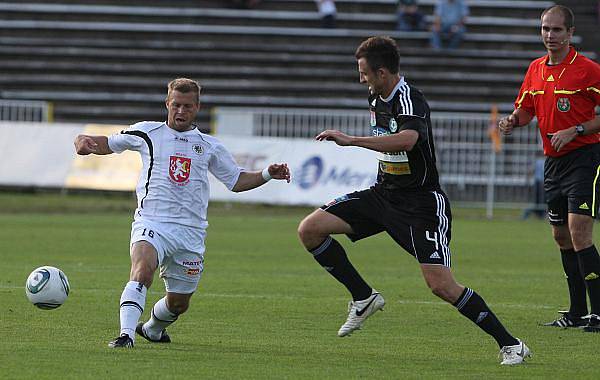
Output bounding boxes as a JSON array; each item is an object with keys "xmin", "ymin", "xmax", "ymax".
[
  {"xmin": 454, "ymin": 287, "xmax": 519, "ymax": 348},
  {"xmin": 561, "ymin": 248, "xmax": 588, "ymax": 316},
  {"xmin": 576, "ymin": 245, "xmax": 600, "ymax": 315},
  {"xmin": 309, "ymin": 236, "xmax": 372, "ymax": 301}
]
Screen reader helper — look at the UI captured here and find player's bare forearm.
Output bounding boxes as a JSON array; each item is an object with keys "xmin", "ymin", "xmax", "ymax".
[
  {"xmin": 548, "ymin": 117, "xmax": 600, "ymax": 152},
  {"xmin": 74, "ymin": 135, "xmax": 112, "ymax": 155},
  {"xmin": 512, "ymin": 108, "xmax": 533, "ymax": 127},
  {"xmin": 581, "ymin": 116, "xmax": 600, "ymax": 135},
  {"xmin": 231, "ymin": 171, "xmax": 262, "ymax": 192},
  {"xmin": 316, "ymin": 129, "xmax": 418, "ymax": 152},
  {"xmin": 498, "ymin": 109, "xmax": 533, "ymax": 135},
  {"xmin": 352, "ymin": 130, "xmax": 418, "ymax": 152},
  {"xmin": 232, "ymin": 163, "xmax": 291, "ymax": 192}
]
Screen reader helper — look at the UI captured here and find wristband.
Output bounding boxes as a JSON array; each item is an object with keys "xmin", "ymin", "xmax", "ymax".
[{"xmin": 261, "ymin": 167, "xmax": 272, "ymax": 182}]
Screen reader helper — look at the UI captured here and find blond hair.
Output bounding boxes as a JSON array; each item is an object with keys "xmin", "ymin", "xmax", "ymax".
[{"xmin": 166, "ymin": 78, "xmax": 201, "ymax": 103}]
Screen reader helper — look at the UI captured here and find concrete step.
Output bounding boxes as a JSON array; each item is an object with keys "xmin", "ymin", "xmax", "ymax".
[
  {"xmin": 1, "ymin": 89, "xmax": 514, "ymax": 118},
  {"xmin": 0, "ymin": 19, "xmax": 559, "ymax": 51},
  {"xmin": 0, "ymin": 35, "xmax": 557, "ymax": 59},
  {"xmin": 0, "ymin": 73, "xmax": 519, "ymax": 101},
  {"xmin": 0, "ymin": 44, "xmax": 535, "ymax": 74},
  {"xmin": 0, "ymin": 57, "xmax": 528, "ymax": 85},
  {"xmin": 0, "ymin": 2, "xmax": 542, "ymax": 34}
]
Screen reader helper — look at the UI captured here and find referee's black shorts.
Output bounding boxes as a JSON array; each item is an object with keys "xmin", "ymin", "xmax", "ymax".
[
  {"xmin": 545, "ymin": 143, "xmax": 600, "ymax": 225},
  {"xmin": 320, "ymin": 187, "xmax": 452, "ymax": 267}
]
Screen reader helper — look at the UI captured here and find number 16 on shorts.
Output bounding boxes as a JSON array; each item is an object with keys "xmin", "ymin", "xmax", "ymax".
[{"xmin": 141, "ymin": 228, "xmax": 155, "ymax": 239}]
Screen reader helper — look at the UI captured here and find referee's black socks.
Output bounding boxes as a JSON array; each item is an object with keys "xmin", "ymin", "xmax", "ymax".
[
  {"xmin": 561, "ymin": 248, "xmax": 588, "ymax": 317},
  {"xmin": 453, "ymin": 287, "xmax": 518, "ymax": 348},
  {"xmin": 309, "ymin": 236, "xmax": 373, "ymax": 301},
  {"xmin": 576, "ymin": 245, "xmax": 600, "ymax": 315}
]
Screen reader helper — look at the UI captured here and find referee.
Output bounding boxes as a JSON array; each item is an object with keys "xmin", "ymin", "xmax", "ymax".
[
  {"xmin": 499, "ymin": 5, "xmax": 600, "ymax": 332},
  {"xmin": 298, "ymin": 36, "xmax": 530, "ymax": 365}
]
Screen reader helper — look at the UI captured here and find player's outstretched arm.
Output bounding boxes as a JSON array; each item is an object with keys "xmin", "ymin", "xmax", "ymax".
[
  {"xmin": 231, "ymin": 163, "xmax": 291, "ymax": 192},
  {"xmin": 74, "ymin": 135, "xmax": 113, "ymax": 155},
  {"xmin": 316, "ymin": 129, "xmax": 418, "ymax": 152}
]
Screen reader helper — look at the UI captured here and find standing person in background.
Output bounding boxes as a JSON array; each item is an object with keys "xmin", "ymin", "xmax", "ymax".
[
  {"xmin": 298, "ymin": 36, "xmax": 531, "ymax": 365},
  {"xmin": 498, "ymin": 5, "xmax": 600, "ymax": 332},
  {"xmin": 522, "ymin": 153, "xmax": 546, "ymax": 220},
  {"xmin": 396, "ymin": 0, "xmax": 426, "ymax": 31},
  {"xmin": 430, "ymin": 0, "xmax": 469, "ymax": 50},
  {"xmin": 532, "ymin": 153, "xmax": 546, "ymax": 218},
  {"xmin": 315, "ymin": 0, "xmax": 337, "ymax": 28},
  {"xmin": 74, "ymin": 78, "xmax": 290, "ymax": 348}
]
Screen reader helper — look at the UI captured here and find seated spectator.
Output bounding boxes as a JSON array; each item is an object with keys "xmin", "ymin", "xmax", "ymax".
[
  {"xmin": 315, "ymin": 0, "xmax": 337, "ymax": 28},
  {"xmin": 396, "ymin": 0, "xmax": 426, "ymax": 31},
  {"xmin": 431, "ymin": 0, "xmax": 469, "ymax": 50}
]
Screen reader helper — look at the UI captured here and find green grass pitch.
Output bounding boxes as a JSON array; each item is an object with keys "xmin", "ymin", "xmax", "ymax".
[{"xmin": 1, "ymin": 192, "xmax": 599, "ymax": 379}]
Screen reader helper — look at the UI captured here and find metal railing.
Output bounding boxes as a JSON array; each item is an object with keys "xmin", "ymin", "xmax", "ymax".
[
  {"xmin": 215, "ymin": 107, "xmax": 544, "ymax": 215},
  {"xmin": 0, "ymin": 99, "xmax": 52, "ymax": 122}
]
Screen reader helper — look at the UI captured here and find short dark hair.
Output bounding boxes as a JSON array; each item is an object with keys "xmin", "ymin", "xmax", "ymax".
[
  {"xmin": 541, "ymin": 5, "xmax": 574, "ymax": 30},
  {"xmin": 166, "ymin": 78, "xmax": 201, "ymax": 103},
  {"xmin": 355, "ymin": 36, "xmax": 400, "ymax": 74}
]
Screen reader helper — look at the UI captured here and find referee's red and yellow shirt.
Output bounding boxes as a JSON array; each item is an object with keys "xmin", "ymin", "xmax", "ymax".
[{"xmin": 515, "ymin": 46, "xmax": 600, "ymax": 157}]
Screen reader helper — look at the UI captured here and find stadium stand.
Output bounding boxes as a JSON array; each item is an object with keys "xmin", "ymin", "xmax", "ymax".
[
  {"xmin": 563, "ymin": 0, "xmax": 600, "ymax": 56},
  {"xmin": 0, "ymin": 0, "xmax": 593, "ymax": 126}
]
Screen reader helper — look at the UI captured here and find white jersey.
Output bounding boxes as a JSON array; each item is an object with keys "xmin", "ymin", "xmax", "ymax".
[{"xmin": 108, "ymin": 121, "xmax": 242, "ymax": 229}]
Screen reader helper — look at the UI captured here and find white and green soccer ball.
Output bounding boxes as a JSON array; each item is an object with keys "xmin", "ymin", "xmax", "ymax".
[{"xmin": 25, "ymin": 266, "xmax": 70, "ymax": 309}]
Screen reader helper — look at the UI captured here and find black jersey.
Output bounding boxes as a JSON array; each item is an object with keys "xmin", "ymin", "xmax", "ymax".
[{"xmin": 369, "ymin": 78, "xmax": 440, "ymax": 192}]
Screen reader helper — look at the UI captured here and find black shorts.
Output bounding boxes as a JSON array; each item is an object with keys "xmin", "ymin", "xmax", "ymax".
[
  {"xmin": 545, "ymin": 143, "xmax": 600, "ymax": 225},
  {"xmin": 320, "ymin": 187, "xmax": 452, "ymax": 267}
]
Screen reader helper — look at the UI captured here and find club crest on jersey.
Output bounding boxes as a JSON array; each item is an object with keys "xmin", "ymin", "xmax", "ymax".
[
  {"xmin": 169, "ymin": 156, "xmax": 191, "ymax": 185},
  {"xmin": 557, "ymin": 97, "xmax": 570, "ymax": 112},
  {"xmin": 192, "ymin": 144, "xmax": 203, "ymax": 155},
  {"xmin": 389, "ymin": 118, "xmax": 398, "ymax": 132}
]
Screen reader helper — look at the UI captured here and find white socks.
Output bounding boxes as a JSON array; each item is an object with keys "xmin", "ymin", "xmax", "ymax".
[
  {"xmin": 144, "ymin": 297, "xmax": 178, "ymax": 340},
  {"xmin": 119, "ymin": 281, "xmax": 147, "ymax": 340}
]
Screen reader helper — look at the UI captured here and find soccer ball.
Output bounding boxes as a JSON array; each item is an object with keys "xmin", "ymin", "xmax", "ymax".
[{"xmin": 25, "ymin": 266, "xmax": 70, "ymax": 309}]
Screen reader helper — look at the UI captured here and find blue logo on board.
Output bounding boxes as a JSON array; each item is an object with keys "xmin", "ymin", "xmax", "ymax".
[
  {"xmin": 296, "ymin": 156, "xmax": 376, "ymax": 190},
  {"xmin": 297, "ymin": 156, "xmax": 324, "ymax": 189}
]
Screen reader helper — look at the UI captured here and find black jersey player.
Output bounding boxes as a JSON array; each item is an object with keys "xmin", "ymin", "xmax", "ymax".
[{"xmin": 297, "ymin": 36, "xmax": 531, "ymax": 365}]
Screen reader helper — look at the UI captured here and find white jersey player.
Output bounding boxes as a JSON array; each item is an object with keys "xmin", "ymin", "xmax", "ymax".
[{"xmin": 74, "ymin": 78, "xmax": 291, "ymax": 348}]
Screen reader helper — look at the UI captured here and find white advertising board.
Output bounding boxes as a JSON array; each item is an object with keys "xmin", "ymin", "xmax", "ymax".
[
  {"xmin": 0, "ymin": 123, "xmax": 378, "ymax": 206},
  {"xmin": 0, "ymin": 122, "xmax": 82, "ymax": 187},
  {"xmin": 210, "ymin": 136, "xmax": 378, "ymax": 206}
]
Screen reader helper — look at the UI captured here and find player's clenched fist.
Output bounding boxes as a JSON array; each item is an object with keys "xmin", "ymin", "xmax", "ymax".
[
  {"xmin": 267, "ymin": 163, "xmax": 291, "ymax": 183},
  {"xmin": 73, "ymin": 134, "xmax": 109, "ymax": 155},
  {"xmin": 74, "ymin": 135, "xmax": 97, "ymax": 155}
]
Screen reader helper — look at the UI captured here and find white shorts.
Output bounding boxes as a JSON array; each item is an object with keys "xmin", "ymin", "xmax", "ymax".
[{"xmin": 130, "ymin": 218, "xmax": 206, "ymax": 294}]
